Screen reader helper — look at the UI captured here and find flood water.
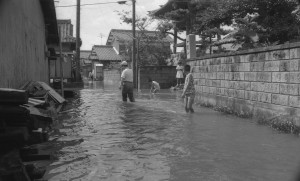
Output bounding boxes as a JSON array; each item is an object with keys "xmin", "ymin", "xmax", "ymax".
[{"xmin": 44, "ymin": 80, "xmax": 300, "ymax": 181}]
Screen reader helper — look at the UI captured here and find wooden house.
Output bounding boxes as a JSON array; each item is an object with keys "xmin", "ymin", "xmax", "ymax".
[
  {"xmin": 106, "ymin": 29, "xmax": 172, "ymax": 66},
  {"xmin": 89, "ymin": 45, "xmax": 122, "ymax": 80},
  {"xmin": 80, "ymin": 50, "xmax": 92, "ymax": 78},
  {"xmin": 0, "ymin": 0, "xmax": 59, "ymax": 88},
  {"xmin": 49, "ymin": 19, "xmax": 77, "ymax": 82}
]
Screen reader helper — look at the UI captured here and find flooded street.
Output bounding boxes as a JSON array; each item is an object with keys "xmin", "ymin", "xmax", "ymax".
[{"xmin": 44, "ymin": 80, "xmax": 300, "ymax": 181}]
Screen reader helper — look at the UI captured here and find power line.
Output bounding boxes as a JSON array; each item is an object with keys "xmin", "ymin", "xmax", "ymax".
[{"xmin": 56, "ymin": 1, "xmax": 127, "ymax": 7}]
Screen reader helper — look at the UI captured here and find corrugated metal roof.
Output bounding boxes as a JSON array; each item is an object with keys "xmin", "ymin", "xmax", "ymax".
[
  {"xmin": 106, "ymin": 29, "xmax": 172, "ymax": 45},
  {"xmin": 91, "ymin": 45, "xmax": 122, "ymax": 61},
  {"xmin": 80, "ymin": 50, "xmax": 91, "ymax": 59}
]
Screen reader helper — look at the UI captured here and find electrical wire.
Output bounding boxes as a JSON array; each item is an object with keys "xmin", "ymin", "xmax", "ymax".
[{"xmin": 56, "ymin": 1, "xmax": 128, "ymax": 7}]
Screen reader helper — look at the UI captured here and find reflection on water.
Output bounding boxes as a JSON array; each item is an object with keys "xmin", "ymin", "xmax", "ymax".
[{"xmin": 44, "ymin": 81, "xmax": 300, "ymax": 181}]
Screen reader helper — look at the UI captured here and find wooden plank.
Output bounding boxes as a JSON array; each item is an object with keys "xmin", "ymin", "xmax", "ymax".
[
  {"xmin": 21, "ymin": 154, "xmax": 50, "ymax": 162},
  {"xmin": 0, "ymin": 88, "xmax": 28, "ymax": 105},
  {"xmin": 0, "ymin": 105, "xmax": 30, "ymax": 116},
  {"xmin": 0, "ymin": 127, "xmax": 29, "ymax": 148},
  {"xmin": 25, "ymin": 164, "xmax": 46, "ymax": 180},
  {"xmin": 37, "ymin": 82, "xmax": 66, "ymax": 104},
  {"xmin": 19, "ymin": 81, "xmax": 31, "ymax": 90},
  {"xmin": 0, "ymin": 150, "xmax": 31, "ymax": 181},
  {"xmin": 24, "ymin": 106, "xmax": 52, "ymax": 122},
  {"xmin": 20, "ymin": 147, "xmax": 39, "ymax": 155},
  {"xmin": 28, "ymin": 98, "xmax": 46, "ymax": 107}
]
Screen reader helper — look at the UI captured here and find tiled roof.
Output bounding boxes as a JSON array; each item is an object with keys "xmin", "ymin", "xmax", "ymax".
[
  {"xmin": 91, "ymin": 45, "xmax": 122, "ymax": 61},
  {"xmin": 80, "ymin": 50, "xmax": 91, "ymax": 59},
  {"xmin": 106, "ymin": 29, "xmax": 172, "ymax": 45},
  {"xmin": 80, "ymin": 59, "xmax": 91, "ymax": 66},
  {"xmin": 83, "ymin": 59, "xmax": 92, "ymax": 64}
]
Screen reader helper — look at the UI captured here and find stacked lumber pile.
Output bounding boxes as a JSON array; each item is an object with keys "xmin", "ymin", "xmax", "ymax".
[
  {"xmin": 21, "ymin": 81, "xmax": 66, "ymax": 112},
  {"xmin": 0, "ymin": 88, "xmax": 53, "ymax": 149},
  {"xmin": 0, "ymin": 88, "xmax": 30, "ymax": 153},
  {"xmin": 0, "ymin": 84, "xmax": 66, "ymax": 181}
]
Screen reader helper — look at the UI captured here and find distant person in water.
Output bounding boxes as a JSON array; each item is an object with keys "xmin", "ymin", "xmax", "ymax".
[
  {"xmin": 181, "ymin": 64, "xmax": 195, "ymax": 113},
  {"xmin": 89, "ymin": 71, "xmax": 94, "ymax": 81},
  {"xmin": 119, "ymin": 61, "xmax": 134, "ymax": 102},
  {"xmin": 148, "ymin": 78, "xmax": 160, "ymax": 93}
]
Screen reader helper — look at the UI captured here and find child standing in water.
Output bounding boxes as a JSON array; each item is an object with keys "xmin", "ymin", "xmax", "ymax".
[
  {"xmin": 148, "ymin": 78, "xmax": 160, "ymax": 93},
  {"xmin": 181, "ymin": 64, "xmax": 195, "ymax": 113}
]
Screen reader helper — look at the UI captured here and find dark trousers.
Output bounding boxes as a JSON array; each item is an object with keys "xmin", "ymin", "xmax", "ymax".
[{"xmin": 122, "ymin": 82, "xmax": 134, "ymax": 102}]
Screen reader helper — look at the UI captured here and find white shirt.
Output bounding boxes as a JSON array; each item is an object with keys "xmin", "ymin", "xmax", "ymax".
[
  {"xmin": 152, "ymin": 81, "xmax": 160, "ymax": 90},
  {"xmin": 121, "ymin": 68, "xmax": 133, "ymax": 82},
  {"xmin": 176, "ymin": 65, "xmax": 184, "ymax": 78}
]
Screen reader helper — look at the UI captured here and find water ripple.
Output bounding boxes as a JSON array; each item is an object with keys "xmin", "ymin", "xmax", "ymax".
[{"xmin": 44, "ymin": 82, "xmax": 300, "ymax": 181}]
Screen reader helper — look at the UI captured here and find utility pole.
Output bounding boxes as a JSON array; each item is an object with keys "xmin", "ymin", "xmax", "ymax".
[
  {"xmin": 132, "ymin": 0, "xmax": 136, "ymax": 89},
  {"xmin": 75, "ymin": 0, "xmax": 81, "ymax": 82},
  {"xmin": 59, "ymin": 28, "xmax": 64, "ymax": 97}
]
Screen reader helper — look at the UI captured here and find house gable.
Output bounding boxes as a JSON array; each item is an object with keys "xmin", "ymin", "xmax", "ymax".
[
  {"xmin": 90, "ymin": 45, "xmax": 122, "ymax": 62},
  {"xmin": 106, "ymin": 29, "xmax": 172, "ymax": 45}
]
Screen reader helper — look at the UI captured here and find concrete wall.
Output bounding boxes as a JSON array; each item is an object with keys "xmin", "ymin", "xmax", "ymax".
[
  {"xmin": 188, "ymin": 42, "xmax": 300, "ymax": 121},
  {"xmin": 104, "ymin": 69, "xmax": 121, "ymax": 81},
  {"xmin": 0, "ymin": 0, "xmax": 48, "ymax": 88},
  {"xmin": 139, "ymin": 66, "xmax": 176, "ymax": 89}
]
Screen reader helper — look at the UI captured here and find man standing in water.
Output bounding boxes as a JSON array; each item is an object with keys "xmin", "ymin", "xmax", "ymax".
[{"xmin": 119, "ymin": 61, "xmax": 135, "ymax": 102}]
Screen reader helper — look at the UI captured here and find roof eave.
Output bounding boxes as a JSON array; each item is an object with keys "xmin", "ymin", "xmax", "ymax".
[{"xmin": 40, "ymin": 0, "xmax": 59, "ymax": 45}]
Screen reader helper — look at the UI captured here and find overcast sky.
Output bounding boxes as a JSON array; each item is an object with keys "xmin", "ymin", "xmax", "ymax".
[{"xmin": 55, "ymin": 0, "xmax": 168, "ymax": 50}]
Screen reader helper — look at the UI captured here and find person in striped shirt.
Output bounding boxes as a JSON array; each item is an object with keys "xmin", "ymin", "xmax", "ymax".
[{"xmin": 181, "ymin": 64, "xmax": 195, "ymax": 113}]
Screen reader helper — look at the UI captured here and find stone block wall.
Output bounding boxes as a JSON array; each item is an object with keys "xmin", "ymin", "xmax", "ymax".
[
  {"xmin": 188, "ymin": 42, "xmax": 300, "ymax": 120},
  {"xmin": 139, "ymin": 66, "xmax": 177, "ymax": 89}
]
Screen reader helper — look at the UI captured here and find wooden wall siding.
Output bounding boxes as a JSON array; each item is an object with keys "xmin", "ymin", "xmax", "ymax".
[{"xmin": 0, "ymin": 0, "xmax": 48, "ymax": 88}]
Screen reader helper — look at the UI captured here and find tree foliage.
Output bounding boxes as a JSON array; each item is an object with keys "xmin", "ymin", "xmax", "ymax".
[
  {"xmin": 117, "ymin": 11, "xmax": 172, "ymax": 66},
  {"xmin": 222, "ymin": 0, "xmax": 300, "ymax": 44},
  {"xmin": 156, "ymin": 0, "xmax": 300, "ymax": 53},
  {"xmin": 214, "ymin": 13, "xmax": 270, "ymax": 50}
]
